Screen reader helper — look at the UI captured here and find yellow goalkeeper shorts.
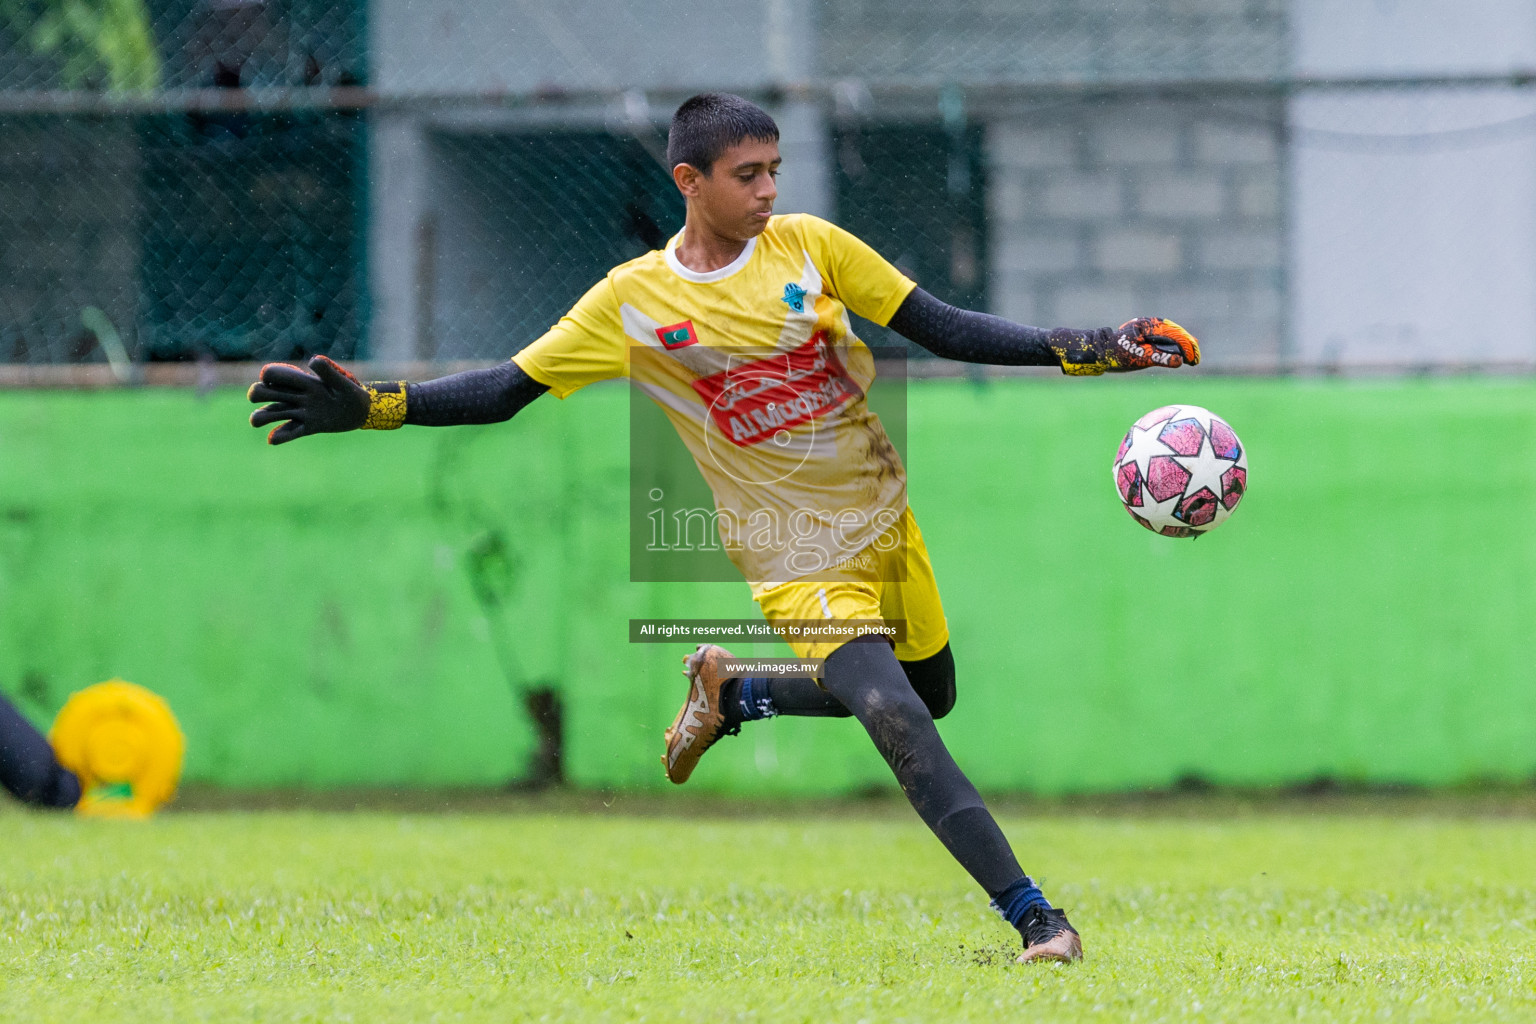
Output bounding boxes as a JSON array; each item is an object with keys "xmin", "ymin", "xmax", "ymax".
[{"xmin": 753, "ymin": 505, "xmax": 950, "ymax": 663}]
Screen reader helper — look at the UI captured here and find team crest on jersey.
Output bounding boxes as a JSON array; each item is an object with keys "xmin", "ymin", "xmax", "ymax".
[
  {"xmin": 781, "ymin": 282, "xmax": 807, "ymax": 313},
  {"xmin": 655, "ymin": 320, "xmax": 698, "ymax": 349},
  {"xmin": 690, "ymin": 331, "xmax": 861, "ymax": 447}
]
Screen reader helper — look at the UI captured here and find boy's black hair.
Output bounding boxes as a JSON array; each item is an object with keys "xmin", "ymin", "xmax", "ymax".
[{"xmin": 667, "ymin": 93, "xmax": 779, "ymax": 175}]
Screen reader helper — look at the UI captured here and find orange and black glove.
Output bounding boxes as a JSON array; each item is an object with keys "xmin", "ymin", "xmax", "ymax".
[
  {"xmin": 247, "ymin": 355, "xmax": 406, "ymax": 445},
  {"xmin": 1050, "ymin": 318, "xmax": 1201, "ymax": 376}
]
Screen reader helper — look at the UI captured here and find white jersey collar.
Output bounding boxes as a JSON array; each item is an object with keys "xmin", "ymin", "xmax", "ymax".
[{"xmin": 665, "ymin": 233, "xmax": 758, "ymax": 284}]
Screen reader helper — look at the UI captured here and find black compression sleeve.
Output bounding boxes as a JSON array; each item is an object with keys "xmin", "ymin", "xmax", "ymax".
[
  {"xmin": 403, "ymin": 361, "xmax": 550, "ymax": 426},
  {"xmin": 719, "ymin": 643, "xmax": 958, "ymax": 726},
  {"xmin": 821, "ymin": 638, "xmax": 1026, "ymax": 896},
  {"xmin": 886, "ymin": 286, "xmax": 1082, "ymax": 367},
  {"xmin": 901, "ymin": 643, "xmax": 956, "ymax": 719}
]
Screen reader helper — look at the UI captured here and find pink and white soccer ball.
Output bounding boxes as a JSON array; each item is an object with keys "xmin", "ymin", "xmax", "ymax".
[{"xmin": 1113, "ymin": 405, "xmax": 1248, "ymax": 537}]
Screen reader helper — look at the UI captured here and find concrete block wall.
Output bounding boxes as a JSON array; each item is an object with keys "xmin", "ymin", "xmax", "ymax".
[{"xmin": 987, "ymin": 97, "xmax": 1285, "ymax": 370}]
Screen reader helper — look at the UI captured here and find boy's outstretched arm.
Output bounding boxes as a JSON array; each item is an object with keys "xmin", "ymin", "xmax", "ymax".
[
  {"xmin": 247, "ymin": 356, "xmax": 550, "ymax": 445},
  {"xmin": 885, "ymin": 285, "xmax": 1201, "ymax": 375}
]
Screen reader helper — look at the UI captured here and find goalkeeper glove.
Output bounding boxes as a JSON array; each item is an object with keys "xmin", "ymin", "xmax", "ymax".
[
  {"xmin": 1051, "ymin": 318, "xmax": 1201, "ymax": 376},
  {"xmin": 247, "ymin": 355, "xmax": 407, "ymax": 445}
]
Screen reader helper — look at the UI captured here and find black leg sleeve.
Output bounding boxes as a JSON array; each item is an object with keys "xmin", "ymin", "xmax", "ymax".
[
  {"xmin": 900, "ymin": 643, "xmax": 956, "ymax": 719},
  {"xmin": 821, "ymin": 638, "xmax": 1025, "ymax": 897},
  {"xmin": 766, "ymin": 676, "xmax": 850, "ymax": 717},
  {"xmin": 754, "ymin": 642, "xmax": 955, "ymax": 719},
  {"xmin": 0, "ymin": 694, "xmax": 80, "ymax": 809},
  {"xmin": 740, "ymin": 641, "xmax": 955, "ymax": 719}
]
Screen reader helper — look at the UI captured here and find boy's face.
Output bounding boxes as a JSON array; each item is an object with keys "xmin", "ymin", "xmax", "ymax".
[{"xmin": 674, "ymin": 138, "xmax": 781, "ymax": 241}]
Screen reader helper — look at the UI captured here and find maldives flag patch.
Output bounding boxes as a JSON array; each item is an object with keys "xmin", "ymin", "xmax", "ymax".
[{"xmin": 655, "ymin": 320, "xmax": 698, "ymax": 349}]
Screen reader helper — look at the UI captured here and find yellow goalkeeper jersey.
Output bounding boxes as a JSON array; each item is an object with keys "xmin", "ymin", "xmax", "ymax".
[{"xmin": 512, "ymin": 213, "xmax": 916, "ymax": 593}]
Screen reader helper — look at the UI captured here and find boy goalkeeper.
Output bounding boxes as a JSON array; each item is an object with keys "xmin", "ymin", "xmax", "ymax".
[{"xmin": 248, "ymin": 93, "xmax": 1199, "ymax": 963}]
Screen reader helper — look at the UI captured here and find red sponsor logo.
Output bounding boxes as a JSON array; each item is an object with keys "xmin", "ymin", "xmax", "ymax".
[
  {"xmin": 656, "ymin": 320, "xmax": 698, "ymax": 349},
  {"xmin": 690, "ymin": 332, "xmax": 861, "ymax": 447}
]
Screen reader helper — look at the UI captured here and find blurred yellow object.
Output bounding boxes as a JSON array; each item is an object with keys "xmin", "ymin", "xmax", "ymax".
[{"xmin": 49, "ymin": 680, "xmax": 184, "ymax": 819}]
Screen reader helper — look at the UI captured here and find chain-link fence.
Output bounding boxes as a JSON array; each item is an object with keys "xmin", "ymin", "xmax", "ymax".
[
  {"xmin": 421, "ymin": 130, "xmax": 680, "ymax": 362},
  {"xmin": 815, "ymin": 0, "xmax": 1286, "ymax": 86},
  {"xmin": 415, "ymin": 121, "xmax": 986, "ymax": 362},
  {"xmin": 1, "ymin": 0, "xmax": 365, "ymax": 364},
  {"xmin": 1, "ymin": 1, "xmax": 1534, "ymax": 370},
  {"xmin": 1, "ymin": 0, "xmax": 363, "ymax": 91},
  {"xmin": 0, "ymin": 107, "xmax": 364, "ymax": 364}
]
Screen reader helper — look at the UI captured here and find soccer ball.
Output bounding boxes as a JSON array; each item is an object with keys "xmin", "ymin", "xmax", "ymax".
[{"xmin": 1113, "ymin": 405, "xmax": 1248, "ymax": 537}]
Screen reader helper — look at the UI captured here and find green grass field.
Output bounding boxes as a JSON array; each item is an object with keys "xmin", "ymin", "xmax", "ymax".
[{"xmin": 1, "ymin": 801, "xmax": 1533, "ymax": 1022}]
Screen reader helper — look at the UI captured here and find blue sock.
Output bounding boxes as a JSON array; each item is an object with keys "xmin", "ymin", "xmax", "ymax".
[
  {"xmin": 737, "ymin": 677, "xmax": 778, "ymax": 721},
  {"xmin": 989, "ymin": 875, "xmax": 1051, "ymax": 932}
]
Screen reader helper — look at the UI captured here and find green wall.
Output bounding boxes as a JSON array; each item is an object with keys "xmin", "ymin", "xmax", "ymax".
[{"xmin": 0, "ymin": 377, "xmax": 1532, "ymax": 794}]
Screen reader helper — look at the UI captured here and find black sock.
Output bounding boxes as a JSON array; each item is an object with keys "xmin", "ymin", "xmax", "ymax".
[
  {"xmin": 719, "ymin": 678, "xmax": 745, "ymax": 729},
  {"xmin": 721, "ymin": 675, "xmax": 849, "ymax": 728}
]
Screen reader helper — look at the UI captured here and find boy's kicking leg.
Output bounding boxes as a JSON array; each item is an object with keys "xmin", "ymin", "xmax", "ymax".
[
  {"xmin": 662, "ymin": 644, "xmax": 951, "ymax": 774},
  {"xmin": 818, "ymin": 637, "xmax": 1080, "ymax": 962},
  {"xmin": 711, "ymin": 643, "xmax": 954, "ymax": 722},
  {"xmin": 663, "ymin": 638, "xmax": 1080, "ymax": 962}
]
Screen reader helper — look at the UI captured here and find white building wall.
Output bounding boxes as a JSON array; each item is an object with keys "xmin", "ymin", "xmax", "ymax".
[
  {"xmin": 1290, "ymin": 0, "xmax": 1536, "ymax": 367},
  {"xmin": 1292, "ymin": 0, "xmax": 1536, "ymax": 78}
]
